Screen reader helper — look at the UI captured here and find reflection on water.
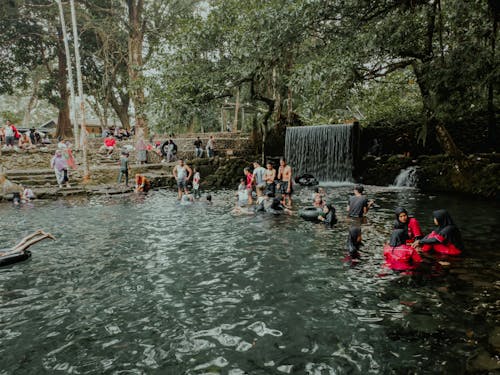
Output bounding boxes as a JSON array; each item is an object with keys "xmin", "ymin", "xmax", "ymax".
[{"xmin": 0, "ymin": 186, "xmax": 498, "ymax": 374}]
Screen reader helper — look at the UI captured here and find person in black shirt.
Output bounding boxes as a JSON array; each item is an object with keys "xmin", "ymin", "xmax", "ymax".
[
  {"xmin": 194, "ymin": 137, "xmax": 203, "ymax": 158},
  {"xmin": 346, "ymin": 185, "xmax": 373, "ymax": 218}
]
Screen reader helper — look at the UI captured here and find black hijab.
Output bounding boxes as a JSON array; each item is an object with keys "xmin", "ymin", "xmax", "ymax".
[
  {"xmin": 347, "ymin": 226, "xmax": 362, "ymax": 256},
  {"xmin": 389, "ymin": 228, "xmax": 409, "ymax": 247},
  {"xmin": 433, "ymin": 209, "xmax": 464, "ymax": 250},
  {"xmin": 323, "ymin": 203, "xmax": 337, "ymax": 227},
  {"xmin": 394, "ymin": 207, "xmax": 408, "ymax": 230}
]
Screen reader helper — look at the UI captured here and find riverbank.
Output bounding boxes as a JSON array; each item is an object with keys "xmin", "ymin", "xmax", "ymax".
[
  {"xmin": 0, "ymin": 156, "xmax": 252, "ymax": 201},
  {"xmin": 359, "ymin": 153, "xmax": 500, "ymax": 199}
]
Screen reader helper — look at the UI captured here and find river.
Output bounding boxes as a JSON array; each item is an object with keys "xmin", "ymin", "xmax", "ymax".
[{"xmin": 0, "ymin": 185, "xmax": 498, "ymax": 374}]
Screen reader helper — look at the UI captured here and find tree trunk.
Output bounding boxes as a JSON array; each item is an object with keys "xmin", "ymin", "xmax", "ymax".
[
  {"xmin": 412, "ymin": 61, "xmax": 463, "ymax": 157},
  {"xmin": 55, "ymin": 29, "xmax": 73, "ymax": 140},
  {"xmin": 56, "ymin": 0, "xmax": 78, "ymax": 145},
  {"xmin": 127, "ymin": 0, "xmax": 148, "ymax": 140},
  {"xmin": 23, "ymin": 75, "xmax": 39, "ymax": 128},
  {"xmin": 110, "ymin": 92, "xmax": 131, "ymax": 130},
  {"xmin": 69, "ymin": 0, "xmax": 90, "ymax": 181},
  {"xmin": 487, "ymin": 0, "xmax": 498, "ymax": 149},
  {"xmin": 232, "ymin": 87, "xmax": 240, "ymax": 131}
]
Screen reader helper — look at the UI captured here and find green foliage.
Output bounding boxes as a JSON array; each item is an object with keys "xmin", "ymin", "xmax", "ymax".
[
  {"xmin": 0, "ymin": 110, "xmax": 22, "ymax": 125},
  {"xmin": 1, "ymin": 0, "xmax": 497, "ymax": 148}
]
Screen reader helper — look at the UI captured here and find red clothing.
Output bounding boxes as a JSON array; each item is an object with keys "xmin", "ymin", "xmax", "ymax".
[
  {"xmin": 420, "ymin": 231, "xmax": 461, "ymax": 255},
  {"xmin": 407, "ymin": 217, "xmax": 423, "ymax": 241},
  {"xmin": 104, "ymin": 138, "xmax": 116, "ymax": 147},
  {"xmin": 383, "ymin": 244, "xmax": 422, "ymax": 271},
  {"xmin": 11, "ymin": 125, "xmax": 20, "ymax": 139},
  {"xmin": 245, "ymin": 174, "xmax": 253, "ymax": 189}
]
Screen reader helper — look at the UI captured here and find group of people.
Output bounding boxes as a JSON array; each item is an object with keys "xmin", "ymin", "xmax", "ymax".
[
  {"xmin": 381, "ymin": 207, "xmax": 464, "ymax": 271},
  {"xmin": 310, "ymin": 183, "xmax": 464, "ymax": 269},
  {"xmin": 193, "ymin": 135, "xmax": 215, "ymax": 158},
  {"xmin": 236, "ymin": 158, "xmax": 294, "ymax": 210},
  {"xmin": 1, "ymin": 120, "xmax": 48, "ymax": 150}
]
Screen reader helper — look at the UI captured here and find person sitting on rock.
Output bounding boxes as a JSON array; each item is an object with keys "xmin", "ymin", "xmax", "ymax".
[
  {"xmin": 135, "ymin": 174, "xmax": 150, "ymax": 193},
  {"xmin": 18, "ymin": 133, "xmax": 33, "ymax": 149},
  {"xmin": 99, "ymin": 135, "xmax": 116, "ymax": 157}
]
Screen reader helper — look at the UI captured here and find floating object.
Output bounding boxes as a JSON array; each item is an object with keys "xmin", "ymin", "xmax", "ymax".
[
  {"xmin": 295, "ymin": 174, "xmax": 319, "ymax": 186},
  {"xmin": 298, "ymin": 206, "xmax": 323, "ymax": 221},
  {"xmin": 0, "ymin": 251, "xmax": 31, "ymax": 267}
]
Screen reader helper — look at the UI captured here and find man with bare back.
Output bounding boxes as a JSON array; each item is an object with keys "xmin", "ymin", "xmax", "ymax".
[{"xmin": 277, "ymin": 157, "xmax": 293, "ymax": 207}]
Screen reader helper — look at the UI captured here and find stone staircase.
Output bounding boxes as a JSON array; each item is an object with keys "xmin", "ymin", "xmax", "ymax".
[{"xmin": 6, "ymin": 169, "xmax": 61, "ymax": 188}]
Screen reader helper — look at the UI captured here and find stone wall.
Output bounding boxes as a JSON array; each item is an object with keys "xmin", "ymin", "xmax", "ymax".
[
  {"xmin": 359, "ymin": 153, "xmax": 500, "ymax": 198},
  {"xmin": 0, "ymin": 133, "xmax": 252, "ymax": 171}
]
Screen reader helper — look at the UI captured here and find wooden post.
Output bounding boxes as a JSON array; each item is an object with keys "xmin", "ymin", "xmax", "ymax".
[
  {"xmin": 233, "ymin": 87, "xmax": 240, "ymax": 132},
  {"xmin": 69, "ymin": 0, "xmax": 90, "ymax": 181},
  {"xmin": 56, "ymin": 0, "xmax": 78, "ymax": 146},
  {"xmin": 241, "ymin": 107, "xmax": 245, "ymax": 133}
]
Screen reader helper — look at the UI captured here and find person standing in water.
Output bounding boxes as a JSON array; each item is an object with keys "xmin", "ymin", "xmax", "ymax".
[
  {"xmin": 264, "ymin": 161, "xmax": 277, "ymax": 195},
  {"xmin": 192, "ymin": 168, "xmax": 201, "ymax": 199},
  {"xmin": 347, "ymin": 226, "xmax": 362, "ymax": 260},
  {"xmin": 346, "ymin": 185, "xmax": 373, "ymax": 218},
  {"xmin": 172, "ymin": 159, "xmax": 193, "ymax": 200},
  {"xmin": 277, "ymin": 158, "xmax": 293, "ymax": 207},
  {"xmin": 252, "ymin": 161, "xmax": 267, "ymax": 189}
]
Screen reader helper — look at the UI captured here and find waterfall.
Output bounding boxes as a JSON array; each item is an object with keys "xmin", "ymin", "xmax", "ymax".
[
  {"xmin": 392, "ymin": 166, "xmax": 418, "ymax": 187},
  {"xmin": 285, "ymin": 124, "xmax": 354, "ymax": 182}
]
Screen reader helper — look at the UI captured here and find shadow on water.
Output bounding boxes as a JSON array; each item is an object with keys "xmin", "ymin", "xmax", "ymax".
[{"xmin": 0, "ymin": 185, "xmax": 498, "ymax": 374}]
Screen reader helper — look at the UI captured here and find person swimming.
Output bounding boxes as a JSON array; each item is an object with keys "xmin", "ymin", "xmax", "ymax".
[
  {"xmin": 412, "ymin": 209, "xmax": 464, "ymax": 255},
  {"xmin": 394, "ymin": 207, "xmax": 423, "ymax": 243},
  {"xmin": 318, "ymin": 203, "xmax": 337, "ymax": 228}
]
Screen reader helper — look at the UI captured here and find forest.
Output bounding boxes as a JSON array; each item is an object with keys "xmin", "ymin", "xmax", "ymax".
[{"xmin": 0, "ymin": 0, "xmax": 498, "ymax": 155}]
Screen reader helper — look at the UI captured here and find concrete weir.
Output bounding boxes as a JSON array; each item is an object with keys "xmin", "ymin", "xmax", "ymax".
[{"xmin": 285, "ymin": 123, "xmax": 359, "ymax": 182}]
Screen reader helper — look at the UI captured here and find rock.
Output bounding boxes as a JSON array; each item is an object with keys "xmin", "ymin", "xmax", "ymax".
[
  {"xmin": 466, "ymin": 348, "xmax": 500, "ymax": 372},
  {"xmin": 489, "ymin": 327, "xmax": 500, "ymax": 353}
]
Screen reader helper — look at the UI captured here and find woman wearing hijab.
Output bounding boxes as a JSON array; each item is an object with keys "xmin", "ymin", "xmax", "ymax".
[
  {"xmin": 347, "ymin": 226, "xmax": 362, "ymax": 259},
  {"xmin": 394, "ymin": 207, "xmax": 423, "ymax": 243},
  {"xmin": 384, "ymin": 228, "xmax": 422, "ymax": 271},
  {"xmin": 412, "ymin": 209, "xmax": 464, "ymax": 255},
  {"xmin": 318, "ymin": 203, "xmax": 337, "ymax": 228}
]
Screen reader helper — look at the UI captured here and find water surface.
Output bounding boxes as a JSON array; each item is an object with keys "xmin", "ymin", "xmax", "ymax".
[{"xmin": 0, "ymin": 186, "xmax": 498, "ymax": 374}]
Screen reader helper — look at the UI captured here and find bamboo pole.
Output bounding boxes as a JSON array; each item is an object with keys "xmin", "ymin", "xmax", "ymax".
[
  {"xmin": 56, "ymin": 0, "xmax": 79, "ymax": 147},
  {"xmin": 69, "ymin": 0, "xmax": 90, "ymax": 181}
]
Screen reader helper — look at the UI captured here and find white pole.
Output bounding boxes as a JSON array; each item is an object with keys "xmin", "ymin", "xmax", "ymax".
[
  {"xmin": 56, "ymin": 0, "xmax": 79, "ymax": 146},
  {"xmin": 69, "ymin": 0, "xmax": 90, "ymax": 180}
]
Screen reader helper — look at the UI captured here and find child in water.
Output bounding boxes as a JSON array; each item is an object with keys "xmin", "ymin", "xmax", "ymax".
[
  {"xmin": 237, "ymin": 178, "xmax": 249, "ymax": 206},
  {"xmin": 192, "ymin": 168, "xmax": 201, "ymax": 199},
  {"xmin": 118, "ymin": 151, "xmax": 129, "ymax": 186}
]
